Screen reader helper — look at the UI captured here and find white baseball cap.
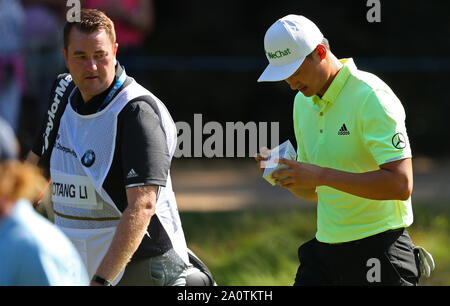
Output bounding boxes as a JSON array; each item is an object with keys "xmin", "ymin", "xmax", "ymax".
[{"xmin": 257, "ymin": 15, "xmax": 324, "ymax": 82}]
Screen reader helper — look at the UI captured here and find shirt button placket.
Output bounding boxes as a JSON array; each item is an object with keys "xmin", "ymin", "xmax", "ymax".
[{"xmin": 318, "ymin": 110, "xmax": 325, "ymax": 142}]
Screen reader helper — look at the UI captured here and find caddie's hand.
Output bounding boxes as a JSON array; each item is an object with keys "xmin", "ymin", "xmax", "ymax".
[
  {"xmin": 254, "ymin": 147, "xmax": 271, "ymax": 175},
  {"xmin": 272, "ymin": 158, "xmax": 323, "ymax": 189}
]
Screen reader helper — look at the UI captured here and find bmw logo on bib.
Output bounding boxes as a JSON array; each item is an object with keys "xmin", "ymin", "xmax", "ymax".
[{"xmin": 81, "ymin": 150, "xmax": 96, "ymax": 167}]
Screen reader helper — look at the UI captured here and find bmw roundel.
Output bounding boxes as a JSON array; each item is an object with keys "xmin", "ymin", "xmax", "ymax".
[{"xmin": 81, "ymin": 150, "xmax": 96, "ymax": 167}]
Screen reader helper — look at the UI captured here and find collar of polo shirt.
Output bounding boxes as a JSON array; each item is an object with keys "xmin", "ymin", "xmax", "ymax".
[{"xmin": 312, "ymin": 58, "xmax": 356, "ymax": 105}]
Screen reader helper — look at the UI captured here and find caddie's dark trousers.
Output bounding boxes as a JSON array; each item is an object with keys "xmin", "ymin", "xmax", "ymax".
[{"xmin": 294, "ymin": 228, "xmax": 420, "ymax": 286}]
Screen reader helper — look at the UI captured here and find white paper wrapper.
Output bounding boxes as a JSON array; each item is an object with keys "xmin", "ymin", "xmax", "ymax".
[{"xmin": 262, "ymin": 140, "xmax": 297, "ymax": 185}]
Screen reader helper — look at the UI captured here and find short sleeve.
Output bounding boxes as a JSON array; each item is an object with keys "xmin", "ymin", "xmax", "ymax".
[
  {"xmin": 361, "ymin": 89, "xmax": 412, "ymax": 165},
  {"xmin": 120, "ymin": 101, "xmax": 171, "ymax": 188},
  {"xmin": 293, "ymin": 96, "xmax": 308, "ymax": 163}
]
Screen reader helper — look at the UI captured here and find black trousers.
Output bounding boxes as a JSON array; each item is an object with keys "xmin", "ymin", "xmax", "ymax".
[{"xmin": 294, "ymin": 228, "xmax": 421, "ymax": 286}]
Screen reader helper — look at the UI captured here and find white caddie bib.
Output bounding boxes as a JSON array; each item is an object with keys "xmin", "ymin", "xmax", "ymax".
[{"xmin": 50, "ymin": 79, "xmax": 189, "ymax": 285}]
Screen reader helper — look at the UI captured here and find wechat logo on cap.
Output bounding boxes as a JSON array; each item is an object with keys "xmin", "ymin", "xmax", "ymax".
[{"xmin": 265, "ymin": 48, "xmax": 292, "ymax": 59}]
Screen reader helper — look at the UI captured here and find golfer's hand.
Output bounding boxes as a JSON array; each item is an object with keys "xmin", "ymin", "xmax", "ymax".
[
  {"xmin": 254, "ymin": 147, "xmax": 271, "ymax": 175},
  {"xmin": 272, "ymin": 158, "xmax": 323, "ymax": 189}
]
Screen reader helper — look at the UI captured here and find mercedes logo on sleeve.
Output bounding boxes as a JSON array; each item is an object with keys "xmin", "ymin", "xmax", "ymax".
[
  {"xmin": 81, "ymin": 150, "xmax": 96, "ymax": 167},
  {"xmin": 392, "ymin": 133, "xmax": 406, "ymax": 149}
]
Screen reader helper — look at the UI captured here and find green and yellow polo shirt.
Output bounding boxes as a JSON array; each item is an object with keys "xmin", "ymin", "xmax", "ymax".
[{"xmin": 293, "ymin": 58, "xmax": 413, "ymax": 243}]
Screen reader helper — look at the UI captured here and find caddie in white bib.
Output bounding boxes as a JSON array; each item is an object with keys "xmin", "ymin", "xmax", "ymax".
[{"xmin": 50, "ymin": 79, "xmax": 189, "ymax": 285}]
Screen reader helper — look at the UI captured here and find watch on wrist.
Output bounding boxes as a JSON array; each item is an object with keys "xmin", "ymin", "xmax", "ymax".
[{"xmin": 92, "ymin": 275, "xmax": 112, "ymax": 286}]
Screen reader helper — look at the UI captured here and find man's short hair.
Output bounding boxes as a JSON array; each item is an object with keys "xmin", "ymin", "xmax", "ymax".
[
  {"xmin": 320, "ymin": 37, "xmax": 330, "ymax": 50},
  {"xmin": 64, "ymin": 9, "xmax": 116, "ymax": 49}
]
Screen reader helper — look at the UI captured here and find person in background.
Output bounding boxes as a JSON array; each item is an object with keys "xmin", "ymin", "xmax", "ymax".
[
  {"xmin": 0, "ymin": 116, "xmax": 89, "ymax": 286},
  {"xmin": 84, "ymin": 0, "xmax": 154, "ymax": 49},
  {"xmin": 21, "ymin": 0, "xmax": 67, "ymax": 152},
  {"xmin": 0, "ymin": 0, "xmax": 26, "ymax": 134},
  {"xmin": 83, "ymin": 0, "xmax": 154, "ymax": 82}
]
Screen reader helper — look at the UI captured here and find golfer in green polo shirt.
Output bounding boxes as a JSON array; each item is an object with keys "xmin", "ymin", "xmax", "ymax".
[{"xmin": 255, "ymin": 14, "xmax": 431, "ymax": 285}]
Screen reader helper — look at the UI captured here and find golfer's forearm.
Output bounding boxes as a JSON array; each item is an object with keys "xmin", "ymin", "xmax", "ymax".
[
  {"xmin": 319, "ymin": 167, "xmax": 412, "ymax": 201},
  {"xmin": 289, "ymin": 187, "xmax": 318, "ymax": 202},
  {"xmin": 95, "ymin": 207, "xmax": 153, "ymax": 282}
]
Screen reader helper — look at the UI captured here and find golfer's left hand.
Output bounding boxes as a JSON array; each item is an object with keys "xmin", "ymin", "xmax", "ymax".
[{"xmin": 272, "ymin": 158, "xmax": 323, "ymax": 189}]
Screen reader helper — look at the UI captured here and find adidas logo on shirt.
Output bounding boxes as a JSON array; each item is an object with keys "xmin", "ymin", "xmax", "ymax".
[
  {"xmin": 338, "ymin": 124, "xmax": 350, "ymax": 135},
  {"xmin": 127, "ymin": 168, "xmax": 139, "ymax": 178}
]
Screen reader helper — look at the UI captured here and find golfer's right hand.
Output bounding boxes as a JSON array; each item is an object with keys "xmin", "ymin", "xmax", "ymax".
[{"xmin": 254, "ymin": 147, "xmax": 271, "ymax": 175}]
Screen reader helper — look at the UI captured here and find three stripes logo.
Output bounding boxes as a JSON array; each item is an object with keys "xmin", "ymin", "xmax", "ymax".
[
  {"xmin": 338, "ymin": 124, "xmax": 350, "ymax": 135},
  {"xmin": 127, "ymin": 168, "xmax": 139, "ymax": 179}
]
